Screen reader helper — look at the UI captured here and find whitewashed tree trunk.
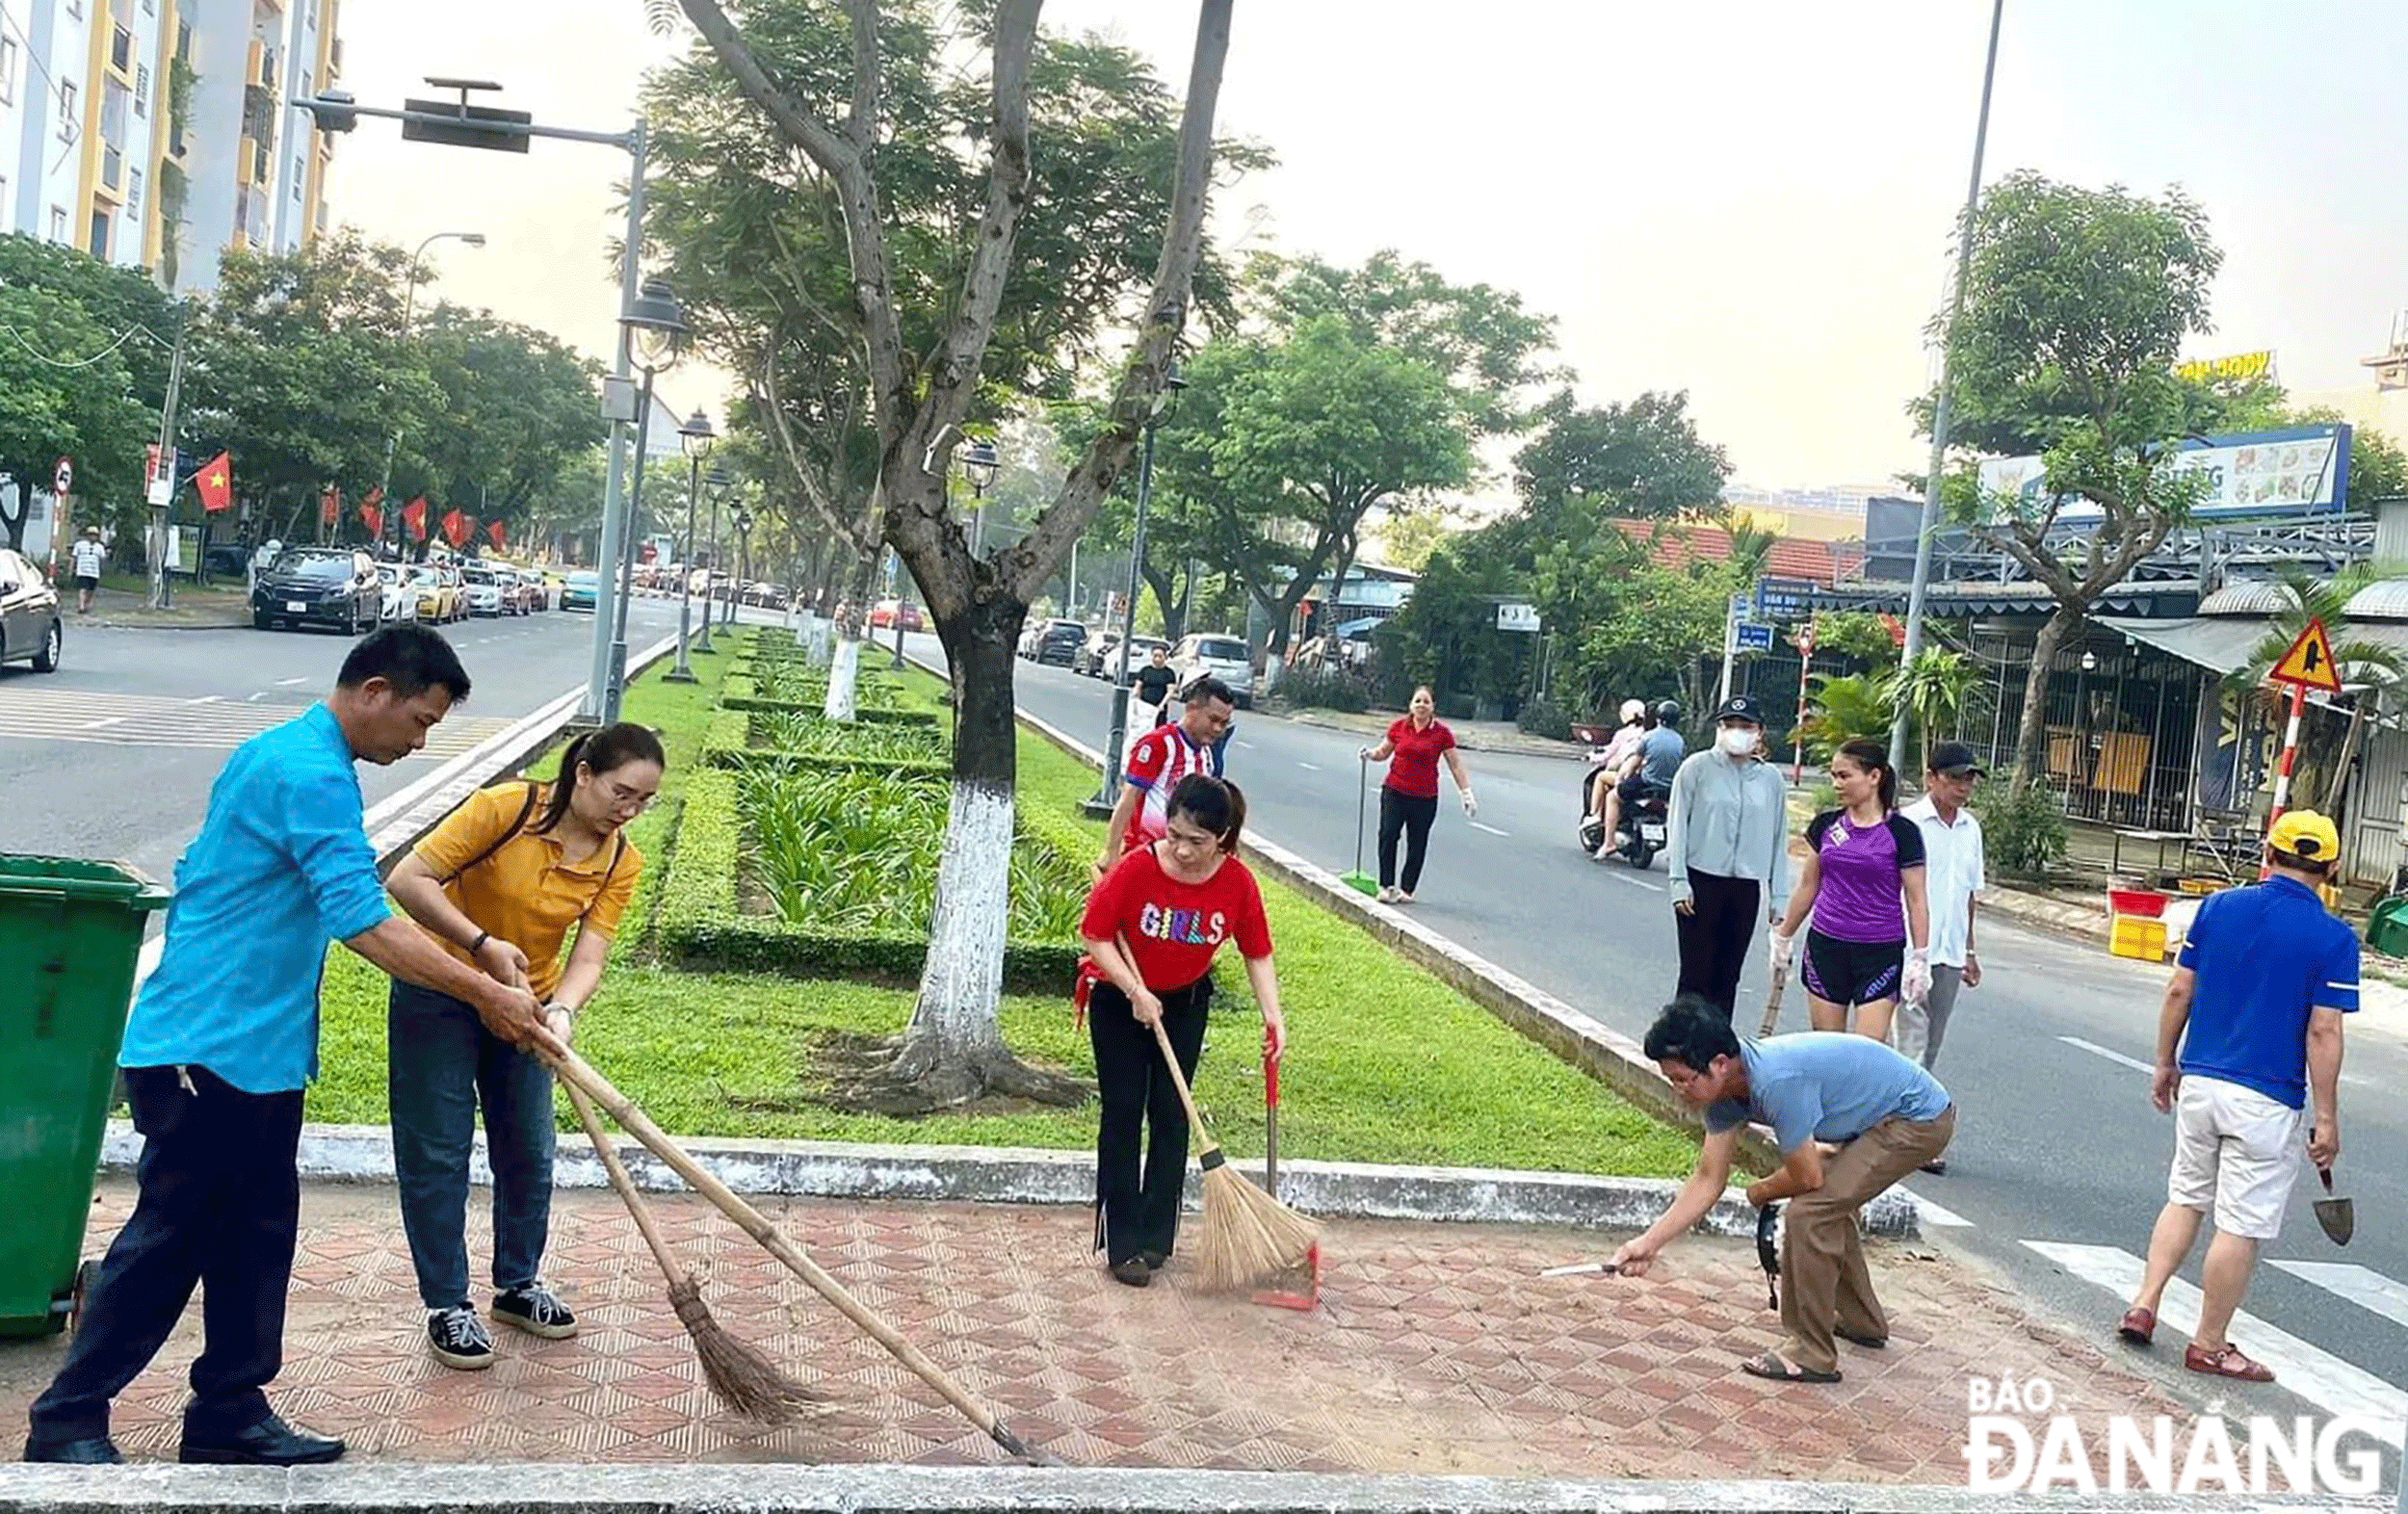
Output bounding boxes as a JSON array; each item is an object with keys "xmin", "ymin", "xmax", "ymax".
[
  {"xmin": 904, "ymin": 778, "xmax": 1012, "ymax": 1052},
  {"xmin": 824, "ymin": 633, "xmax": 860, "ymax": 722}
]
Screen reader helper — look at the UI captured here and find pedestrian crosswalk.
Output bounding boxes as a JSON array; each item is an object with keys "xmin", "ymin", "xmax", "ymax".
[
  {"xmin": 2024, "ymin": 1240, "xmax": 2408, "ymax": 1443},
  {"xmin": 0, "ymin": 686, "xmax": 510, "ymax": 760}
]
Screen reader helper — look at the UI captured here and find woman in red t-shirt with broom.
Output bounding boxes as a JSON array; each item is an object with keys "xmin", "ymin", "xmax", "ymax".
[
  {"xmin": 1359, "ymin": 684, "xmax": 1479, "ymax": 904},
  {"xmin": 1079, "ymin": 773, "xmax": 1289, "ymax": 1289}
]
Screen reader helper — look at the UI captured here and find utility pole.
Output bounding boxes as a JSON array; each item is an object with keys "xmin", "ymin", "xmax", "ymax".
[
  {"xmin": 147, "ymin": 309, "xmax": 188, "ymax": 611},
  {"xmin": 1892, "ymin": 0, "xmax": 2004, "ymax": 768}
]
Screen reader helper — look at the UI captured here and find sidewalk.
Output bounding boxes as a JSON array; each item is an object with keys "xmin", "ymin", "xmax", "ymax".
[
  {"xmin": 0, "ymin": 1180, "xmax": 2198, "ymax": 1479},
  {"xmin": 1274, "ymin": 704, "xmax": 1589, "ymax": 761},
  {"xmin": 75, "ymin": 585, "xmax": 251, "ymax": 630}
]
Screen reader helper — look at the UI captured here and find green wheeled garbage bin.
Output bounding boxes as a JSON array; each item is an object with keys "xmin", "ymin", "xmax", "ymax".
[
  {"xmin": 0, "ymin": 855, "xmax": 170, "ymax": 1337},
  {"xmin": 2369, "ymin": 894, "xmax": 2408, "ymax": 959}
]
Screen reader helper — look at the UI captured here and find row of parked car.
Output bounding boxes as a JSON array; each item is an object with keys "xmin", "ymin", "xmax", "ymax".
[
  {"xmin": 1016, "ymin": 618, "xmax": 1256, "ymax": 708},
  {"xmin": 250, "ymin": 550, "xmax": 569, "ymax": 635}
]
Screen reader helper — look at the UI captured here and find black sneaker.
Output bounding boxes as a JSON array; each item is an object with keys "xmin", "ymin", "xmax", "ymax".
[
  {"xmin": 1109, "ymin": 1258, "xmax": 1152, "ymax": 1288},
  {"xmin": 491, "ymin": 1283, "xmax": 578, "ymax": 1340},
  {"xmin": 428, "ymin": 1306, "xmax": 494, "ymax": 1370}
]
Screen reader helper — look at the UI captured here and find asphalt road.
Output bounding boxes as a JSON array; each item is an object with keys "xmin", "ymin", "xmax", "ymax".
[
  {"xmin": 0, "ymin": 599, "xmax": 682, "ymax": 885},
  {"xmin": 944, "ymin": 636, "xmax": 2408, "ymax": 1437}
]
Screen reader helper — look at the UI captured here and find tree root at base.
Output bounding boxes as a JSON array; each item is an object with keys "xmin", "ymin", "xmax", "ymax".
[{"xmin": 810, "ymin": 1031, "xmax": 1092, "ymax": 1118}]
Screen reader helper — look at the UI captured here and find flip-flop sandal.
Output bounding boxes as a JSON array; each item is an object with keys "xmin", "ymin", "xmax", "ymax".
[
  {"xmin": 1741, "ymin": 1351, "xmax": 1841, "ymax": 1384},
  {"xmin": 2117, "ymin": 1306, "xmax": 2157, "ymax": 1345},
  {"xmin": 1837, "ymin": 1328, "xmax": 1888, "ymax": 1349}
]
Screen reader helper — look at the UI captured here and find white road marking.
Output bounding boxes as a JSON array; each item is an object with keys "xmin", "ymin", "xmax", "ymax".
[
  {"xmin": 2267, "ymin": 1262, "xmax": 2408, "ymax": 1331},
  {"xmin": 79, "ymin": 717, "xmax": 124, "ymax": 730},
  {"xmin": 1616, "ymin": 874, "xmax": 1664, "ymax": 893},
  {"xmin": 247, "ymin": 692, "xmax": 268, "ymax": 702},
  {"xmin": 1236, "ymin": 740, "xmax": 1256, "ymax": 750},
  {"xmin": 275, "ymin": 677, "xmax": 309, "ymax": 686},
  {"xmin": 1470, "ymin": 822, "xmax": 1510, "ymax": 837},
  {"xmin": 1897, "ymin": 1188, "xmax": 1974, "ymax": 1228},
  {"xmin": 2022, "ymin": 1240, "xmax": 2408, "ymax": 1442},
  {"xmin": 185, "ymin": 694, "xmax": 219, "ymax": 704},
  {"xmin": 1296, "ymin": 761, "xmax": 1321, "ymax": 771},
  {"xmin": 2059, "ymin": 1034, "xmax": 2155, "ymax": 1075}
]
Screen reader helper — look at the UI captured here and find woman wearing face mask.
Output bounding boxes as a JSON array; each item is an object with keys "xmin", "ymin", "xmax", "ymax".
[
  {"xmin": 382, "ymin": 722, "xmax": 665, "ymax": 1370},
  {"xmin": 1358, "ymin": 685, "xmax": 1478, "ymax": 904},
  {"xmin": 1663, "ymin": 696, "xmax": 1793, "ymax": 1022},
  {"xmin": 1772, "ymin": 738, "xmax": 1932, "ymax": 1044}
]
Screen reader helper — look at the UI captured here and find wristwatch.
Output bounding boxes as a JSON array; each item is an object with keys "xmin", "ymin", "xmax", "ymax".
[{"xmin": 469, "ymin": 929, "xmax": 490, "ymax": 954}]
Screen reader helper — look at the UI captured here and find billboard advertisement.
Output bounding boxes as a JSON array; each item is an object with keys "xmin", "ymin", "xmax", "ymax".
[{"xmin": 1976, "ymin": 424, "xmax": 2349, "ymax": 524}]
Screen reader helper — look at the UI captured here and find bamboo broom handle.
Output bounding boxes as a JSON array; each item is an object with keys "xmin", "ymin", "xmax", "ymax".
[
  {"xmin": 1149, "ymin": 1019, "xmax": 1220, "ymax": 1155},
  {"xmin": 548, "ymin": 1050, "xmax": 1027, "ymax": 1454},
  {"xmin": 560, "ymin": 1076, "xmax": 683, "ymax": 1283}
]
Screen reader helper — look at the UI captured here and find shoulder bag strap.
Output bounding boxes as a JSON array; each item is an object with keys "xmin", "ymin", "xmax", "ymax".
[
  {"xmin": 578, "ymin": 834, "xmax": 630, "ymax": 922},
  {"xmin": 437, "ymin": 782, "xmax": 541, "ymax": 886}
]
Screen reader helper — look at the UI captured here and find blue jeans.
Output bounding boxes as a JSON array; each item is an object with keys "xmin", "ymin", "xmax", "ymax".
[{"xmin": 387, "ymin": 980, "xmax": 557, "ymax": 1310}]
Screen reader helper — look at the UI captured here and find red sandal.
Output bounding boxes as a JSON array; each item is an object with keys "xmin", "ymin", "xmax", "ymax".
[
  {"xmin": 2185, "ymin": 1342, "xmax": 2274, "ymax": 1382},
  {"xmin": 2117, "ymin": 1306, "xmax": 2156, "ymax": 1345}
]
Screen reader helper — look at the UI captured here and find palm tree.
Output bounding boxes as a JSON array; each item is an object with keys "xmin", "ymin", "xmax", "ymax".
[
  {"xmin": 1884, "ymin": 646, "xmax": 1981, "ymax": 773},
  {"xmin": 1797, "ymin": 673, "xmax": 1897, "ymax": 763},
  {"xmin": 2228, "ymin": 565, "xmax": 2406, "ymax": 821}
]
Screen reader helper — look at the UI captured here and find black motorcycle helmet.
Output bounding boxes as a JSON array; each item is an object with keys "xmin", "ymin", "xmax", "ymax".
[{"xmin": 1654, "ymin": 700, "xmax": 1683, "ymax": 729}]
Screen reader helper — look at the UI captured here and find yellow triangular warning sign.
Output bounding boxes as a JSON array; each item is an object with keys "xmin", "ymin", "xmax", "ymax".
[{"xmin": 2271, "ymin": 617, "xmax": 2343, "ymax": 692}]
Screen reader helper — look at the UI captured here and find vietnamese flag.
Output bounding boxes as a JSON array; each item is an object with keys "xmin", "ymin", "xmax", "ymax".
[
  {"xmin": 320, "ymin": 484, "xmax": 342, "ymax": 529},
  {"xmin": 403, "ymin": 495, "xmax": 429, "ymax": 542},
  {"xmin": 441, "ymin": 509, "xmax": 469, "ymax": 549},
  {"xmin": 193, "ymin": 452, "xmax": 233, "ymax": 513},
  {"xmin": 360, "ymin": 503, "xmax": 384, "ymax": 540},
  {"xmin": 486, "ymin": 519, "xmax": 506, "ymax": 552}
]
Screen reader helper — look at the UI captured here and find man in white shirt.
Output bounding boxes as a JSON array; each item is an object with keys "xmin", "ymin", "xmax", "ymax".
[
  {"xmin": 1899, "ymin": 741, "xmax": 1986, "ymax": 1174},
  {"xmin": 68, "ymin": 527, "xmax": 106, "ymax": 614}
]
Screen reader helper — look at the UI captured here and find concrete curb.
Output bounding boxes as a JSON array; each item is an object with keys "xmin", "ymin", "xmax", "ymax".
[
  {"xmin": 91, "ymin": 1120, "xmax": 1780, "ymax": 1240},
  {"xmin": 943, "ymin": 659, "xmax": 1919, "ymax": 1240},
  {"xmin": 0, "ymin": 1463, "xmax": 2376, "ymax": 1513},
  {"xmin": 80, "ymin": 616, "xmax": 252, "ymax": 631}
]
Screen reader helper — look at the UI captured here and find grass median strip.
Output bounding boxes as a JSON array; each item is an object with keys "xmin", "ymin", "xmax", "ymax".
[{"xmin": 304, "ymin": 632, "xmax": 1690, "ymax": 1178}]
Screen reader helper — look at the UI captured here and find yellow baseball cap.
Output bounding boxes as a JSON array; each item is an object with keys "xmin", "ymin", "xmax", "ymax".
[{"xmin": 2268, "ymin": 811, "xmax": 2341, "ymax": 862}]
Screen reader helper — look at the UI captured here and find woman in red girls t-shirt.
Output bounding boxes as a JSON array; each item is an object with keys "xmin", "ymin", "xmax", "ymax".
[{"xmin": 1078, "ymin": 773, "xmax": 1288, "ymax": 1288}]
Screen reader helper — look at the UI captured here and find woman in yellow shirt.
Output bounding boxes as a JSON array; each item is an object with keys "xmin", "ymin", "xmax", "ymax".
[{"xmin": 383, "ymin": 722, "xmax": 664, "ymax": 1370}]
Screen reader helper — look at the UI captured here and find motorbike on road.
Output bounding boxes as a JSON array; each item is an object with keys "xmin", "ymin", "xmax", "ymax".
[{"xmin": 1572, "ymin": 723, "xmax": 1670, "ymax": 869}]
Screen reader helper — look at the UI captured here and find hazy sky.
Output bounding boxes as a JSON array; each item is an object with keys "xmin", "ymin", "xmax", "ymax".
[{"xmin": 324, "ymin": 1, "xmax": 2408, "ymax": 494}]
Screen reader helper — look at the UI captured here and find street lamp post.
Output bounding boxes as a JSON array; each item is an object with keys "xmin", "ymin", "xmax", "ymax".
[
  {"xmin": 963, "ymin": 437, "xmax": 1002, "ymax": 557},
  {"xmin": 1084, "ymin": 364, "xmax": 1186, "ymax": 818},
  {"xmin": 732, "ymin": 502, "xmax": 755, "ymax": 632},
  {"xmin": 605, "ymin": 276, "xmax": 689, "ymax": 723},
  {"xmin": 697, "ymin": 461, "xmax": 732, "ymax": 652},
  {"xmin": 665, "ymin": 408, "xmax": 715, "ymax": 684},
  {"xmin": 379, "ymin": 230, "xmax": 484, "ymax": 557}
]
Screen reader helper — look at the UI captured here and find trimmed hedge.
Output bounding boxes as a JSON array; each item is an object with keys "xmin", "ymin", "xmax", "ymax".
[{"xmin": 656, "ymin": 769, "xmax": 1083, "ymax": 992}]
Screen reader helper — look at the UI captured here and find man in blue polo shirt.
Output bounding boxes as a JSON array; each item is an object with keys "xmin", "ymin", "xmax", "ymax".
[
  {"xmin": 2116, "ymin": 811, "xmax": 2355, "ymax": 1385},
  {"xmin": 26, "ymin": 626, "xmax": 555, "ymax": 1468},
  {"xmin": 1610, "ymin": 997, "xmax": 1953, "ymax": 1384}
]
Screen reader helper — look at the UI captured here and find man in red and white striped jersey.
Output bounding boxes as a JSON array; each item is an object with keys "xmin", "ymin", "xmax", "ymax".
[{"xmin": 1093, "ymin": 675, "xmax": 1238, "ymax": 879}]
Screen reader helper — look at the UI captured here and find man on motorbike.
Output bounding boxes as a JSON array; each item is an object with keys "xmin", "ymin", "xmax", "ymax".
[
  {"xmin": 1585, "ymin": 699, "xmax": 1649, "ymax": 830},
  {"xmin": 1597, "ymin": 701, "xmax": 1686, "ymax": 862}
]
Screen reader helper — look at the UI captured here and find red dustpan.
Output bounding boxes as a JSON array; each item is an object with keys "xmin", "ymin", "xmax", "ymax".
[{"xmin": 1252, "ymin": 1053, "xmax": 1320, "ymax": 1311}]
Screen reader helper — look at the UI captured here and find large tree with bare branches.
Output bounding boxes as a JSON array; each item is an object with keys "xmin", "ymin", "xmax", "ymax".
[{"xmin": 662, "ymin": 0, "xmax": 1235, "ymax": 1108}]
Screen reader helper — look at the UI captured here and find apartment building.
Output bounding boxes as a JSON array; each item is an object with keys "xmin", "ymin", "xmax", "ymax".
[{"xmin": 0, "ymin": 0, "xmax": 337, "ymax": 291}]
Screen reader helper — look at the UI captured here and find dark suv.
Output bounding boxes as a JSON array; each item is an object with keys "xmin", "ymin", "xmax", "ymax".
[
  {"xmin": 251, "ymin": 547, "xmax": 383, "ymax": 635},
  {"xmin": 1033, "ymin": 618, "xmax": 1087, "ymax": 666}
]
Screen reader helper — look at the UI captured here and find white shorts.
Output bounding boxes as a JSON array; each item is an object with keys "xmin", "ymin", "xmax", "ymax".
[{"xmin": 2167, "ymin": 1075, "xmax": 2306, "ymax": 1240}]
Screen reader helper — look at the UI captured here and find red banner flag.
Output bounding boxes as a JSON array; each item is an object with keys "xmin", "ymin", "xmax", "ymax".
[
  {"xmin": 361, "ymin": 483, "xmax": 386, "ymax": 511},
  {"xmin": 441, "ymin": 509, "xmax": 469, "ymax": 549},
  {"xmin": 319, "ymin": 485, "xmax": 342, "ymax": 528},
  {"xmin": 486, "ymin": 519, "xmax": 506, "ymax": 552},
  {"xmin": 360, "ymin": 504, "xmax": 384, "ymax": 540},
  {"xmin": 193, "ymin": 452, "xmax": 233, "ymax": 513},
  {"xmin": 403, "ymin": 496, "xmax": 429, "ymax": 542}
]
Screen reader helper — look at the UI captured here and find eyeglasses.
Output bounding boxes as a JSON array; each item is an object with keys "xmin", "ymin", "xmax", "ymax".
[{"xmin": 600, "ymin": 781, "xmax": 657, "ymax": 813}]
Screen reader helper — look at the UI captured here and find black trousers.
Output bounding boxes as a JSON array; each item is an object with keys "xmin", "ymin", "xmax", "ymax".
[
  {"xmin": 30, "ymin": 1065, "xmax": 303, "ymax": 1442},
  {"xmin": 1087, "ymin": 976, "xmax": 1211, "ymax": 1265},
  {"xmin": 1674, "ymin": 870, "xmax": 1762, "ymax": 1022},
  {"xmin": 1377, "ymin": 787, "xmax": 1439, "ymax": 893}
]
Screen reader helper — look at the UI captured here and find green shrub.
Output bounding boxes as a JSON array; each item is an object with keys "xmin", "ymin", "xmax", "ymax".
[
  {"xmin": 1516, "ymin": 695, "xmax": 1573, "ymax": 742},
  {"xmin": 1279, "ymin": 664, "xmax": 1370, "ymax": 713},
  {"xmin": 1976, "ymin": 777, "xmax": 2071, "ymax": 878},
  {"xmin": 1438, "ymin": 692, "xmax": 1478, "ymax": 721},
  {"xmin": 751, "ymin": 710, "xmax": 949, "ymax": 763}
]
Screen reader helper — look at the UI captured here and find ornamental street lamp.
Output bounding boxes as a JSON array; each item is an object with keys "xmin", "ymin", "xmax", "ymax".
[
  {"xmin": 379, "ymin": 230, "xmax": 484, "ymax": 556},
  {"xmin": 665, "ymin": 407, "xmax": 715, "ymax": 684},
  {"xmin": 698, "ymin": 461, "xmax": 734, "ymax": 650},
  {"xmin": 732, "ymin": 501, "xmax": 756, "ymax": 630},
  {"xmin": 963, "ymin": 437, "xmax": 1002, "ymax": 555},
  {"xmin": 1085, "ymin": 363, "xmax": 1186, "ymax": 818},
  {"xmin": 604, "ymin": 276, "xmax": 688, "ymax": 722}
]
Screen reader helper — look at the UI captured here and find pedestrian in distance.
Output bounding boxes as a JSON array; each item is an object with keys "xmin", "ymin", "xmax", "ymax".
[
  {"xmin": 1664, "ymin": 695, "xmax": 1790, "ymax": 1022},
  {"xmin": 1134, "ymin": 643, "xmax": 1177, "ymax": 729},
  {"xmin": 1093, "ymin": 675, "xmax": 1237, "ymax": 880},
  {"xmin": 1078, "ymin": 774, "xmax": 1288, "ymax": 1287},
  {"xmin": 380, "ymin": 722, "xmax": 665, "ymax": 1372},
  {"xmin": 1358, "ymin": 684, "xmax": 1478, "ymax": 904},
  {"xmin": 1612, "ymin": 997, "xmax": 1954, "ymax": 1384},
  {"xmin": 25, "ymin": 626, "xmax": 555, "ymax": 1468},
  {"xmin": 249, "ymin": 537, "xmax": 282, "ymax": 595},
  {"xmin": 1596, "ymin": 700, "xmax": 1686, "ymax": 863},
  {"xmin": 2116, "ymin": 811, "xmax": 2355, "ymax": 1385},
  {"xmin": 1772, "ymin": 738, "xmax": 1931, "ymax": 1045},
  {"xmin": 69, "ymin": 526, "xmax": 105, "ymax": 615},
  {"xmin": 1897, "ymin": 742, "xmax": 1986, "ymax": 1174}
]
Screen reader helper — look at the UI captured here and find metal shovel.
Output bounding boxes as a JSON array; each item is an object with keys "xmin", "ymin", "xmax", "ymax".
[{"xmin": 2314, "ymin": 1164, "xmax": 2354, "ymax": 1246}]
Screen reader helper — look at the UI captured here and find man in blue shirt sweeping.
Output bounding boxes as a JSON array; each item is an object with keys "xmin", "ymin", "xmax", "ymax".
[
  {"xmin": 26, "ymin": 626, "xmax": 555, "ymax": 1467},
  {"xmin": 2116, "ymin": 811, "xmax": 2356, "ymax": 1385}
]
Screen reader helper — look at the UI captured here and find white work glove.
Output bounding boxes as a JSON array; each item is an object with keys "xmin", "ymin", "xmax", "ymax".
[
  {"xmin": 1768, "ymin": 929, "xmax": 1794, "ymax": 975},
  {"xmin": 1902, "ymin": 950, "xmax": 1932, "ymax": 1006},
  {"xmin": 1460, "ymin": 790, "xmax": 1479, "ymax": 819}
]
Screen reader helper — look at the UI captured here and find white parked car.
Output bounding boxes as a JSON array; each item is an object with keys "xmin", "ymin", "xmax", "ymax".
[
  {"xmin": 1169, "ymin": 632, "xmax": 1254, "ymax": 709},
  {"xmin": 377, "ymin": 563, "xmax": 419, "ymax": 623},
  {"xmin": 460, "ymin": 565, "xmax": 505, "ymax": 616}
]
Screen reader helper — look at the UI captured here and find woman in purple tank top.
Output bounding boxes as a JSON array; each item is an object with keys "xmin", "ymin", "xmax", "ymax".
[{"xmin": 1771, "ymin": 739, "xmax": 1931, "ymax": 1043}]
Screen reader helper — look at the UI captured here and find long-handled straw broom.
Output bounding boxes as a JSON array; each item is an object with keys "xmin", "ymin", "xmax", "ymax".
[
  {"xmin": 558, "ymin": 1077, "xmax": 819, "ymax": 1424},
  {"xmin": 1149, "ymin": 1023, "xmax": 1319, "ymax": 1292},
  {"xmin": 550, "ymin": 1049, "xmax": 1059, "ymax": 1466}
]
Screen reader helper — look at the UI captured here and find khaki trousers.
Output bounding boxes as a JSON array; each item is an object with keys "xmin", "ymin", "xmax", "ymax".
[{"xmin": 1780, "ymin": 1108, "xmax": 1955, "ymax": 1374}]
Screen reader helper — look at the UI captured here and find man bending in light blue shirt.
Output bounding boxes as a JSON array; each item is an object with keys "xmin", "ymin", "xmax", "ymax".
[{"xmin": 27, "ymin": 626, "xmax": 554, "ymax": 1468}]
